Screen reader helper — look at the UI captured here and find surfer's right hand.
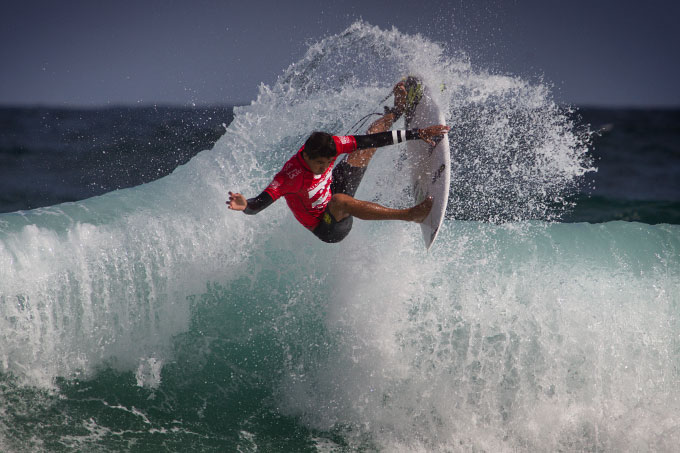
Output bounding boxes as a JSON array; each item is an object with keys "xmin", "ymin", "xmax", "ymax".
[
  {"xmin": 227, "ymin": 192, "xmax": 248, "ymax": 211},
  {"xmin": 419, "ymin": 125, "xmax": 451, "ymax": 146}
]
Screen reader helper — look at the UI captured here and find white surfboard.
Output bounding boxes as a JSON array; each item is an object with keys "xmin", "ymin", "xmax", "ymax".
[{"xmin": 405, "ymin": 79, "xmax": 451, "ymax": 250}]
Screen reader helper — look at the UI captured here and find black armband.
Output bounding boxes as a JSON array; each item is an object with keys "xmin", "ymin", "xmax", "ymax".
[
  {"xmin": 244, "ymin": 191, "xmax": 274, "ymax": 215},
  {"xmin": 354, "ymin": 129, "xmax": 421, "ymax": 150}
]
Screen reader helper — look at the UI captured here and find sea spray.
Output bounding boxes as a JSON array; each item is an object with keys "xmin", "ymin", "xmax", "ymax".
[
  {"xmin": 1, "ymin": 21, "xmax": 675, "ymax": 453},
  {"xmin": 275, "ymin": 221, "xmax": 679, "ymax": 451}
]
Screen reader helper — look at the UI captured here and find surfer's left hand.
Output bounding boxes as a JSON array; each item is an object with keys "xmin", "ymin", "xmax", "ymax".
[
  {"xmin": 227, "ymin": 191, "xmax": 248, "ymax": 211},
  {"xmin": 419, "ymin": 125, "xmax": 450, "ymax": 146}
]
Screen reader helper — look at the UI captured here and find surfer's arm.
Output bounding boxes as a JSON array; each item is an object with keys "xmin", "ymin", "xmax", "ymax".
[
  {"xmin": 227, "ymin": 191, "xmax": 274, "ymax": 214},
  {"xmin": 353, "ymin": 130, "xmax": 420, "ymax": 149},
  {"xmin": 353, "ymin": 125, "xmax": 449, "ymax": 149},
  {"xmin": 244, "ymin": 191, "xmax": 274, "ymax": 215}
]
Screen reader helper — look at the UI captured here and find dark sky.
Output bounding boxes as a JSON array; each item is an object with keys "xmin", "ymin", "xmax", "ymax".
[{"xmin": 1, "ymin": 0, "xmax": 678, "ymax": 107}]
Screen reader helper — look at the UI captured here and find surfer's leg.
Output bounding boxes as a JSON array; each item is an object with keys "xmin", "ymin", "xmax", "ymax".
[
  {"xmin": 312, "ymin": 193, "xmax": 432, "ymax": 243},
  {"xmin": 345, "ymin": 82, "xmax": 408, "ymax": 168},
  {"xmin": 328, "ymin": 193, "xmax": 432, "ymax": 223}
]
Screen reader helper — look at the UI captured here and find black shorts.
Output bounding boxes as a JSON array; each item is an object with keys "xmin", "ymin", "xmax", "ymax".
[{"xmin": 312, "ymin": 159, "xmax": 367, "ymax": 243}]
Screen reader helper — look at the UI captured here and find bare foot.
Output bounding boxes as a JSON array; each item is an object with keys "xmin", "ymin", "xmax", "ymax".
[
  {"xmin": 409, "ymin": 196, "xmax": 433, "ymax": 223},
  {"xmin": 393, "ymin": 82, "xmax": 407, "ymax": 114}
]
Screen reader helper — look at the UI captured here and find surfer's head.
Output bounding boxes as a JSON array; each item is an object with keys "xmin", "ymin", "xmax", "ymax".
[
  {"xmin": 302, "ymin": 131, "xmax": 336, "ymax": 174},
  {"xmin": 303, "ymin": 132, "xmax": 336, "ymax": 159}
]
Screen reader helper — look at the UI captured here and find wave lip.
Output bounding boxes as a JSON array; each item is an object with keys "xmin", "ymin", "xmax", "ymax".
[{"xmin": 3, "ymin": 20, "xmax": 676, "ymax": 453}]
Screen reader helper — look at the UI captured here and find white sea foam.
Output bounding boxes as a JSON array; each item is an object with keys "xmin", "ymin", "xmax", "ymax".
[
  {"xmin": 1, "ymin": 21, "xmax": 676, "ymax": 452},
  {"xmin": 277, "ymin": 220, "xmax": 679, "ymax": 451}
]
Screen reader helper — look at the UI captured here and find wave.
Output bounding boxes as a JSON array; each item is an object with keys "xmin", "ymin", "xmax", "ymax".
[
  {"xmin": 565, "ymin": 195, "xmax": 680, "ymax": 224},
  {"xmin": 1, "ymin": 21, "xmax": 678, "ymax": 452},
  {"xmin": 272, "ymin": 219, "xmax": 680, "ymax": 451}
]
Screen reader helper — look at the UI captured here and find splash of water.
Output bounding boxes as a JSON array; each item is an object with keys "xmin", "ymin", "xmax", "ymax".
[{"xmin": 3, "ymin": 21, "xmax": 674, "ymax": 453}]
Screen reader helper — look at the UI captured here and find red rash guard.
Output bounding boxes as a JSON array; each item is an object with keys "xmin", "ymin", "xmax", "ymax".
[{"xmin": 263, "ymin": 135, "xmax": 357, "ymax": 230}]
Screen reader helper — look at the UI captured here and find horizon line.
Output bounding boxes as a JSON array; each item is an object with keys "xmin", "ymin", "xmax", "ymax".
[{"xmin": 1, "ymin": 101, "xmax": 679, "ymax": 111}]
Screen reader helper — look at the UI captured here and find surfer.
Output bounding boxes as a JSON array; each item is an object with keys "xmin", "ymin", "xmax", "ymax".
[{"xmin": 227, "ymin": 80, "xmax": 450, "ymax": 243}]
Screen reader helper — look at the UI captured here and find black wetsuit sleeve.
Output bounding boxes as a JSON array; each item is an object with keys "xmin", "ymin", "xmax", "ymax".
[
  {"xmin": 243, "ymin": 191, "xmax": 274, "ymax": 215},
  {"xmin": 353, "ymin": 129, "xmax": 421, "ymax": 150}
]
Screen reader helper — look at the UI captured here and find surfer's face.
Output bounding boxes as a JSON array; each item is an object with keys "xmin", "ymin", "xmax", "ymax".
[{"xmin": 303, "ymin": 153, "xmax": 333, "ymax": 175}]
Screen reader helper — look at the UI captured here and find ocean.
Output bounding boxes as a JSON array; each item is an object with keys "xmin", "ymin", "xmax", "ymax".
[{"xmin": 1, "ymin": 22, "xmax": 679, "ymax": 452}]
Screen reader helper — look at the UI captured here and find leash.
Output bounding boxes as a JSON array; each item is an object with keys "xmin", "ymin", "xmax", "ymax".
[{"xmin": 345, "ymin": 90, "xmax": 394, "ymax": 135}]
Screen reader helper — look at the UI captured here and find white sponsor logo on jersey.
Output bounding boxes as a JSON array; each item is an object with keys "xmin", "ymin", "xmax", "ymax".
[{"xmin": 308, "ymin": 170, "xmax": 332, "ymax": 207}]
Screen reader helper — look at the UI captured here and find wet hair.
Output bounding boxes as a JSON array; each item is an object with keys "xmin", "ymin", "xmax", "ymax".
[{"xmin": 303, "ymin": 131, "xmax": 336, "ymax": 159}]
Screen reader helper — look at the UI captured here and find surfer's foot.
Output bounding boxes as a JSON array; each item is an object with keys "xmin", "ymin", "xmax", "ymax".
[
  {"xmin": 385, "ymin": 76, "xmax": 422, "ymax": 120},
  {"xmin": 393, "ymin": 82, "xmax": 407, "ymax": 115},
  {"xmin": 402, "ymin": 76, "xmax": 423, "ymax": 120},
  {"xmin": 409, "ymin": 196, "xmax": 433, "ymax": 223}
]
